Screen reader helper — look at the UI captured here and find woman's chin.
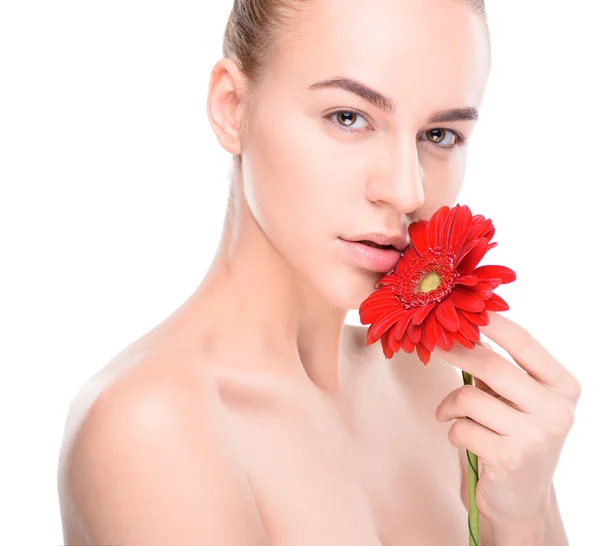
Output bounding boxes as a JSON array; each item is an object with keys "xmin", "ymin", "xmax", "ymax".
[{"xmin": 323, "ymin": 267, "xmax": 386, "ymax": 311}]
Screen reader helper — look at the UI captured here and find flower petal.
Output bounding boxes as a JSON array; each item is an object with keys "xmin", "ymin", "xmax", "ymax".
[
  {"xmin": 449, "ymin": 204, "xmax": 473, "ymax": 250},
  {"xmin": 428, "ymin": 205, "xmax": 450, "ymax": 248},
  {"xmin": 407, "ymin": 219, "xmax": 429, "ymax": 257},
  {"xmin": 457, "ymin": 310, "xmax": 481, "ymax": 342},
  {"xmin": 471, "ymin": 282, "xmax": 494, "ymax": 300},
  {"xmin": 457, "ymin": 308, "xmax": 489, "ymax": 327},
  {"xmin": 463, "ymin": 217, "xmax": 494, "ymax": 243},
  {"xmin": 407, "ymin": 321, "xmax": 422, "ymax": 344},
  {"xmin": 472, "ymin": 264, "xmax": 517, "ymax": 284},
  {"xmin": 484, "ymin": 292, "xmax": 510, "ymax": 311},
  {"xmin": 432, "ymin": 315, "xmax": 453, "ymax": 351},
  {"xmin": 419, "ymin": 324, "xmax": 435, "ymax": 351},
  {"xmin": 367, "ymin": 307, "xmax": 407, "ymax": 343},
  {"xmin": 477, "ymin": 218, "xmax": 494, "ymax": 238},
  {"xmin": 401, "ymin": 334, "xmax": 415, "ymax": 353},
  {"xmin": 486, "ymin": 278, "xmax": 502, "ymax": 289},
  {"xmin": 412, "ymin": 302, "xmax": 437, "ymax": 325},
  {"xmin": 416, "ymin": 342, "xmax": 431, "ymax": 365},
  {"xmin": 360, "ymin": 302, "xmax": 398, "ymax": 325},
  {"xmin": 452, "ymin": 328, "xmax": 476, "ymax": 349},
  {"xmin": 454, "ymin": 274, "xmax": 478, "ymax": 286},
  {"xmin": 394, "ymin": 246, "xmax": 420, "ymax": 275},
  {"xmin": 448, "ymin": 288, "xmax": 485, "ymax": 312},
  {"xmin": 390, "ymin": 310, "xmax": 413, "ymax": 342},
  {"xmin": 435, "ymin": 298, "xmax": 460, "ymax": 332},
  {"xmin": 374, "ymin": 272, "xmax": 402, "ymax": 288},
  {"xmin": 457, "ymin": 238, "xmax": 490, "ymax": 275},
  {"xmin": 380, "ymin": 329, "xmax": 395, "ymax": 358},
  {"xmin": 454, "ymin": 238, "xmax": 480, "ymax": 268},
  {"xmin": 442, "ymin": 204, "xmax": 460, "ymax": 251},
  {"xmin": 423, "ymin": 311, "xmax": 438, "ymax": 351},
  {"xmin": 388, "ymin": 327, "xmax": 403, "ymax": 353},
  {"xmin": 359, "ymin": 286, "xmax": 398, "ymax": 323}
]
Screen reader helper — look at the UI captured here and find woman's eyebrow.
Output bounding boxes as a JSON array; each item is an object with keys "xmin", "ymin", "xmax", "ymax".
[{"xmin": 308, "ymin": 76, "xmax": 479, "ymax": 122}]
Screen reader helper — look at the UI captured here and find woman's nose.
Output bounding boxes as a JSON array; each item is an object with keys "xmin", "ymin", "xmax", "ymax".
[{"xmin": 365, "ymin": 145, "xmax": 425, "ymax": 213}]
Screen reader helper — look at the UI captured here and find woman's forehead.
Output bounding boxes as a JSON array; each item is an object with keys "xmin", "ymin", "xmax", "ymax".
[{"xmin": 267, "ymin": 0, "xmax": 490, "ymax": 112}]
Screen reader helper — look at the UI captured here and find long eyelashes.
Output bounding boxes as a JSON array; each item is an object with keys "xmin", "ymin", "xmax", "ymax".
[
  {"xmin": 324, "ymin": 109, "xmax": 467, "ymax": 151},
  {"xmin": 326, "ymin": 110, "xmax": 372, "ymax": 133}
]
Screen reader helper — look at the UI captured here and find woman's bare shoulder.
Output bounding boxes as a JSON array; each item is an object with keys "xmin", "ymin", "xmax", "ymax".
[
  {"xmin": 59, "ymin": 331, "xmax": 235, "ymax": 474},
  {"xmin": 60, "ymin": 337, "xmax": 213, "ymax": 438},
  {"xmin": 57, "ymin": 344, "xmax": 269, "ymax": 545}
]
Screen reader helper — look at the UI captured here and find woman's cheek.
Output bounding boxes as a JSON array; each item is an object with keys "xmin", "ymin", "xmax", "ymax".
[{"xmin": 424, "ymin": 150, "xmax": 467, "ymax": 196}]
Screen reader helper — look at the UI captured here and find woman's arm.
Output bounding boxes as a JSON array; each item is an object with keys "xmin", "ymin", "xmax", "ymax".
[{"xmin": 61, "ymin": 374, "xmax": 271, "ymax": 546}]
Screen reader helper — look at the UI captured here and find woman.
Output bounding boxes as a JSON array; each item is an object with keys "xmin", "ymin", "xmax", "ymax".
[{"xmin": 57, "ymin": 0, "xmax": 578, "ymax": 544}]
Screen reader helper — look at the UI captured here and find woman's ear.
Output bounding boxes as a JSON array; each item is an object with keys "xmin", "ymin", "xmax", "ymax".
[{"xmin": 206, "ymin": 57, "xmax": 249, "ymax": 156}]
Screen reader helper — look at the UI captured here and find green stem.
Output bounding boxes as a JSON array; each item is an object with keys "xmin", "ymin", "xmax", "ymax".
[{"xmin": 462, "ymin": 370, "xmax": 480, "ymax": 546}]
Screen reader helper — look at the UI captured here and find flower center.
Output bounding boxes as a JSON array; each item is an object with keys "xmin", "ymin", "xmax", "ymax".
[
  {"xmin": 382, "ymin": 247, "xmax": 458, "ymax": 309},
  {"xmin": 418, "ymin": 271, "xmax": 442, "ymax": 293}
]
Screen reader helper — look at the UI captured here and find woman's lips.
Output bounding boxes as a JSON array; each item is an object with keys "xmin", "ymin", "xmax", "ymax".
[{"xmin": 339, "ymin": 238, "xmax": 401, "ymax": 273}]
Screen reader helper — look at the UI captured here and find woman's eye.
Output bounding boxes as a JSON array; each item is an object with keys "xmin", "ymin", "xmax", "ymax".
[
  {"xmin": 422, "ymin": 128, "xmax": 464, "ymax": 150},
  {"xmin": 324, "ymin": 112, "xmax": 466, "ymax": 151},
  {"xmin": 326, "ymin": 110, "xmax": 370, "ymax": 133}
]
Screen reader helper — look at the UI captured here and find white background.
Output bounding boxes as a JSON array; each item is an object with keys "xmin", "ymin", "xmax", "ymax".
[{"xmin": 1, "ymin": 0, "xmax": 598, "ymax": 543}]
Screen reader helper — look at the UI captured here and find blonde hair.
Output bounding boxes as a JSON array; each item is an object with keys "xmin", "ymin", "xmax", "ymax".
[{"xmin": 222, "ymin": 0, "xmax": 488, "ymax": 173}]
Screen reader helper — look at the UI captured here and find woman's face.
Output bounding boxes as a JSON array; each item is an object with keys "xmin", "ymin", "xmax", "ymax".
[{"xmin": 238, "ymin": 0, "xmax": 490, "ymax": 309}]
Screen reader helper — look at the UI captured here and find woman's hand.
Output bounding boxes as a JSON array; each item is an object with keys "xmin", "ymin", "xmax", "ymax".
[{"xmin": 432, "ymin": 311, "xmax": 581, "ymax": 531}]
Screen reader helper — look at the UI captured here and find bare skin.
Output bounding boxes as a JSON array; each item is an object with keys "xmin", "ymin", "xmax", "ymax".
[
  {"xmin": 58, "ymin": 0, "xmax": 494, "ymax": 543},
  {"xmin": 58, "ymin": 310, "xmax": 491, "ymax": 545}
]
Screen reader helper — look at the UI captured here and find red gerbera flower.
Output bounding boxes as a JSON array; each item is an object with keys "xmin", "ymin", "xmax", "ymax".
[{"xmin": 358, "ymin": 203, "xmax": 516, "ymax": 365}]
